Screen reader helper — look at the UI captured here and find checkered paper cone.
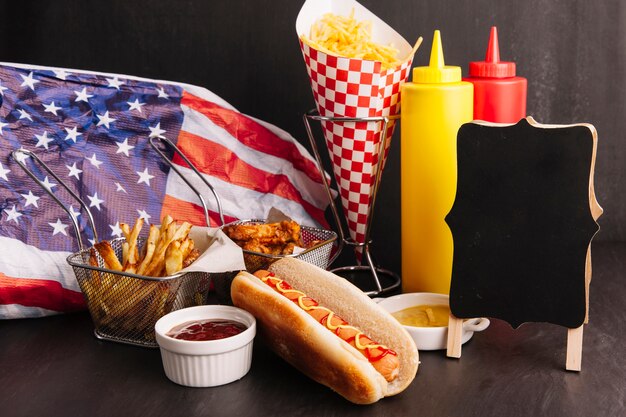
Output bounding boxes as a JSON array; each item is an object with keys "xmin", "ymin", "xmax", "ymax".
[{"xmin": 297, "ymin": 0, "xmax": 416, "ymax": 254}]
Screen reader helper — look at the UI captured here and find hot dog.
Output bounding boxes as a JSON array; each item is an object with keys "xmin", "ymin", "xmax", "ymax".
[
  {"xmin": 230, "ymin": 258, "xmax": 419, "ymax": 404},
  {"xmin": 252, "ymin": 269, "xmax": 400, "ymax": 382}
]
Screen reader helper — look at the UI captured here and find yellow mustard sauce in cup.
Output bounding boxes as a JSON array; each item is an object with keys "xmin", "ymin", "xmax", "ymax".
[{"xmin": 391, "ymin": 304, "xmax": 450, "ymax": 327}]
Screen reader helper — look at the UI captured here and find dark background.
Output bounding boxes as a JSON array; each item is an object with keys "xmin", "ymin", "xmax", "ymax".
[{"xmin": 1, "ymin": 0, "xmax": 621, "ymax": 275}]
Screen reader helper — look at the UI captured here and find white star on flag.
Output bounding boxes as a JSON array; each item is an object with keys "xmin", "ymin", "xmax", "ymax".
[
  {"xmin": 35, "ymin": 131, "xmax": 55, "ymax": 150},
  {"xmin": 115, "ymin": 182, "xmax": 127, "ymax": 193},
  {"xmin": 109, "ymin": 221, "xmax": 123, "ymax": 238},
  {"xmin": 136, "ymin": 168, "xmax": 155, "ymax": 186},
  {"xmin": 49, "ymin": 218, "xmax": 69, "ymax": 236},
  {"xmin": 41, "ymin": 176, "xmax": 56, "ymax": 192},
  {"xmin": 126, "ymin": 98, "xmax": 145, "ymax": 114},
  {"xmin": 87, "ymin": 192, "xmax": 105, "ymax": 211},
  {"xmin": 96, "ymin": 111, "xmax": 116, "ymax": 129},
  {"xmin": 13, "ymin": 147, "xmax": 30, "ymax": 164},
  {"xmin": 53, "ymin": 69, "xmax": 69, "ymax": 80},
  {"xmin": 74, "ymin": 87, "xmax": 94, "ymax": 103},
  {"xmin": 156, "ymin": 87, "xmax": 169, "ymax": 99},
  {"xmin": 0, "ymin": 162, "xmax": 10, "ymax": 181},
  {"xmin": 85, "ymin": 153, "xmax": 103, "ymax": 169},
  {"xmin": 148, "ymin": 122, "xmax": 166, "ymax": 139},
  {"xmin": 116, "ymin": 138, "xmax": 134, "ymax": 156},
  {"xmin": 68, "ymin": 205, "xmax": 81, "ymax": 221},
  {"xmin": 0, "ymin": 119, "xmax": 8, "ymax": 135},
  {"xmin": 21, "ymin": 191, "xmax": 40, "ymax": 208},
  {"xmin": 66, "ymin": 162, "xmax": 83, "ymax": 179},
  {"xmin": 65, "ymin": 126, "xmax": 82, "ymax": 143},
  {"xmin": 43, "ymin": 101, "xmax": 62, "ymax": 116},
  {"xmin": 106, "ymin": 76, "xmax": 124, "ymax": 90},
  {"xmin": 20, "ymin": 72, "xmax": 40, "ymax": 91},
  {"xmin": 17, "ymin": 109, "xmax": 33, "ymax": 121},
  {"xmin": 4, "ymin": 205, "xmax": 23, "ymax": 224},
  {"xmin": 137, "ymin": 209, "xmax": 151, "ymax": 224},
  {"xmin": 0, "ymin": 81, "xmax": 8, "ymax": 95}
]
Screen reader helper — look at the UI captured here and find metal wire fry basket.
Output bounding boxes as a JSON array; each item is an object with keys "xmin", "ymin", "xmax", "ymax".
[
  {"xmin": 213, "ymin": 219, "xmax": 338, "ymax": 303},
  {"xmin": 223, "ymin": 218, "xmax": 338, "ymax": 271},
  {"xmin": 67, "ymin": 238, "xmax": 211, "ymax": 348},
  {"xmin": 13, "ymin": 140, "xmax": 221, "ymax": 349}
]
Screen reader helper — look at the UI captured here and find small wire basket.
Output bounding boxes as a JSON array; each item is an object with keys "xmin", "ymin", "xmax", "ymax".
[
  {"xmin": 213, "ymin": 219, "xmax": 338, "ymax": 303},
  {"xmin": 226, "ymin": 219, "xmax": 338, "ymax": 272},
  {"xmin": 67, "ymin": 238, "xmax": 211, "ymax": 348},
  {"xmin": 12, "ymin": 138, "xmax": 221, "ymax": 348}
]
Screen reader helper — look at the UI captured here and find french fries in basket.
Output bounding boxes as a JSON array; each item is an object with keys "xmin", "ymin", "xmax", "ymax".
[
  {"xmin": 94, "ymin": 215, "xmax": 198, "ymax": 277},
  {"xmin": 85, "ymin": 215, "xmax": 202, "ymax": 342}
]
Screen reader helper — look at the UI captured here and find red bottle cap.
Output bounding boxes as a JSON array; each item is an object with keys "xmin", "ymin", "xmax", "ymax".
[{"xmin": 469, "ymin": 27, "xmax": 516, "ymax": 78}]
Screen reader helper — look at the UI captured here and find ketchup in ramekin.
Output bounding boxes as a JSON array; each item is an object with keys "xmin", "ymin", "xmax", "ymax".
[{"xmin": 166, "ymin": 319, "xmax": 247, "ymax": 341}]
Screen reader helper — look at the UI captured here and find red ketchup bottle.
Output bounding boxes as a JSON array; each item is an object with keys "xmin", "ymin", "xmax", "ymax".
[{"xmin": 464, "ymin": 26, "xmax": 527, "ymax": 123}]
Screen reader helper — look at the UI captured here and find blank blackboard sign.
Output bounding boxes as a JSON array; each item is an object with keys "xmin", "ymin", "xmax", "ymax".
[{"xmin": 445, "ymin": 117, "xmax": 600, "ymax": 330}]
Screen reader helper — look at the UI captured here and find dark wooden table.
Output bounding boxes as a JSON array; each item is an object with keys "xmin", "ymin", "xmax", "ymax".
[{"xmin": 1, "ymin": 241, "xmax": 624, "ymax": 417}]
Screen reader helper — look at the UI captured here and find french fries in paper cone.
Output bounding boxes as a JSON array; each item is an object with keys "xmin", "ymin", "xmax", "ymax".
[{"xmin": 297, "ymin": 0, "xmax": 418, "ymax": 254}]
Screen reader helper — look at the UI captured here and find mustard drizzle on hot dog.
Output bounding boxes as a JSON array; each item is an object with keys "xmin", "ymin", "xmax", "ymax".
[{"xmin": 261, "ymin": 273, "xmax": 395, "ymax": 362}]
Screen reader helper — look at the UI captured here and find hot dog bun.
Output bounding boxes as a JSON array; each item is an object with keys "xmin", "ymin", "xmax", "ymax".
[{"xmin": 230, "ymin": 258, "xmax": 419, "ymax": 404}]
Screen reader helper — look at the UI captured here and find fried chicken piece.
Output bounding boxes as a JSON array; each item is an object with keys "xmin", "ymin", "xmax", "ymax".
[
  {"xmin": 224, "ymin": 221, "xmax": 303, "ymax": 255},
  {"xmin": 224, "ymin": 221, "xmax": 301, "ymax": 242}
]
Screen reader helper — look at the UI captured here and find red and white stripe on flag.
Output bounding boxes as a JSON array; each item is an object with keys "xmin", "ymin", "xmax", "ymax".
[{"xmin": 160, "ymin": 90, "xmax": 331, "ymax": 228}]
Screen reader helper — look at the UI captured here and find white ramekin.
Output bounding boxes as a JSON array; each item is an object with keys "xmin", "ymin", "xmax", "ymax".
[
  {"xmin": 376, "ymin": 293, "xmax": 490, "ymax": 351},
  {"xmin": 154, "ymin": 305, "xmax": 256, "ymax": 387}
]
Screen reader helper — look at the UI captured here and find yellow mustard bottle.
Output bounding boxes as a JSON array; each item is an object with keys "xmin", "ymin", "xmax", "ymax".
[{"xmin": 400, "ymin": 30, "xmax": 473, "ymax": 294}]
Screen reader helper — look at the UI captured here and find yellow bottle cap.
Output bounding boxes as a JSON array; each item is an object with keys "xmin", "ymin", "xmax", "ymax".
[{"xmin": 413, "ymin": 30, "xmax": 462, "ymax": 83}]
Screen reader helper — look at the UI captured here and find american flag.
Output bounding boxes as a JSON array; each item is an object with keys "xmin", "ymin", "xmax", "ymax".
[{"xmin": 0, "ymin": 62, "xmax": 330, "ymax": 319}]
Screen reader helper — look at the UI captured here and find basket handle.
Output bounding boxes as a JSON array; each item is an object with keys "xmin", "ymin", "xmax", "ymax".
[
  {"xmin": 11, "ymin": 149, "xmax": 98, "ymax": 251},
  {"xmin": 149, "ymin": 136, "xmax": 225, "ymax": 227}
]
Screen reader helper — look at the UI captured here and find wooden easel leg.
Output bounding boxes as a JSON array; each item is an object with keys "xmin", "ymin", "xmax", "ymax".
[
  {"xmin": 584, "ymin": 247, "xmax": 592, "ymax": 324},
  {"xmin": 566, "ymin": 325, "xmax": 584, "ymax": 371},
  {"xmin": 446, "ymin": 314, "xmax": 464, "ymax": 358}
]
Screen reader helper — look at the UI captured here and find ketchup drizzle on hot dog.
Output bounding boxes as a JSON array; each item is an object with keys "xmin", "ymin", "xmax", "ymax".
[{"xmin": 259, "ymin": 272, "xmax": 396, "ymax": 364}]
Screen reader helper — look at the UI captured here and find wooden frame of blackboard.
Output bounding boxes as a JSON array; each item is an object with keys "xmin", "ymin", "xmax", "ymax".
[{"xmin": 445, "ymin": 117, "xmax": 602, "ymax": 371}]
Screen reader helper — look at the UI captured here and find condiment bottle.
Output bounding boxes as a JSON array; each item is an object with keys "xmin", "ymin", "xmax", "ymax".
[
  {"xmin": 400, "ymin": 30, "xmax": 473, "ymax": 294},
  {"xmin": 464, "ymin": 26, "xmax": 527, "ymax": 123}
]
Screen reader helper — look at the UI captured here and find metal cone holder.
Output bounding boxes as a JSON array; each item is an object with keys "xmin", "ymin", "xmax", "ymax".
[{"xmin": 303, "ymin": 109, "xmax": 401, "ymax": 296}]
